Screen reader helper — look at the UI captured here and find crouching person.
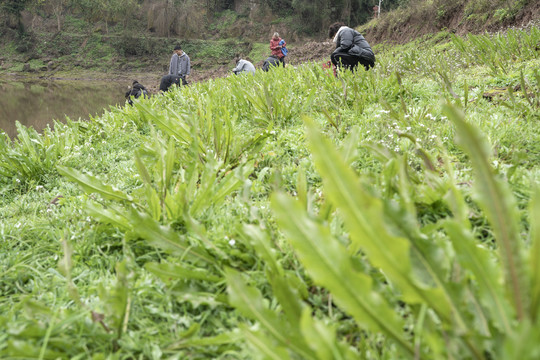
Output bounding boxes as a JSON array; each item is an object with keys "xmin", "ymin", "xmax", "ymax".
[
  {"xmin": 328, "ymin": 22, "xmax": 375, "ymax": 73},
  {"xmin": 125, "ymin": 80, "xmax": 148, "ymax": 105},
  {"xmin": 232, "ymin": 57, "xmax": 256, "ymax": 75},
  {"xmin": 262, "ymin": 55, "xmax": 281, "ymax": 72},
  {"xmin": 159, "ymin": 74, "xmax": 181, "ymax": 92}
]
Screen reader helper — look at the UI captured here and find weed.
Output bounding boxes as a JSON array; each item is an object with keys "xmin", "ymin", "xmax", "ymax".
[{"xmin": 1, "ymin": 25, "xmax": 539, "ymax": 359}]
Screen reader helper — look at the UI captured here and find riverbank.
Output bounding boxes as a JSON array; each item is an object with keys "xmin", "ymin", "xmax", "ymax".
[{"xmin": 1, "ymin": 27, "xmax": 539, "ymax": 358}]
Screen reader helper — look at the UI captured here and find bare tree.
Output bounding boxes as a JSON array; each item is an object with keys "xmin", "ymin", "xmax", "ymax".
[{"xmin": 49, "ymin": 0, "xmax": 65, "ymax": 32}]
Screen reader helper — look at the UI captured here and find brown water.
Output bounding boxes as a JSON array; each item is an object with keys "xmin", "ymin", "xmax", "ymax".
[{"xmin": 0, "ymin": 77, "xmax": 128, "ymax": 138}]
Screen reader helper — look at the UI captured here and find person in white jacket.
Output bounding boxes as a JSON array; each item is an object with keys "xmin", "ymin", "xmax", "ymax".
[
  {"xmin": 232, "ymin": 57, "xmax": 256, "ymax": 75},
  {"xmin": 168, "ymin": 45, "xmax": 191, "ymax": 84}
]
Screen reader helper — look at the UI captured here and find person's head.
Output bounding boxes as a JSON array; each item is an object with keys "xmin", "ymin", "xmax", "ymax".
[
  {"xmin": 174, "ymin": 45, "xmax": 183, "ymax": 55},
  {"xmin": 328, "ymin": 22, "xmax": 346, "ymax": 38},
  {"xmin": 272, "ymin": 32, "xmax": 280, "ymax": 40},
  {"xmin": 132, "ymin": 80, "xmax": 139, "ymax": 85},
  {"xmin": 234, "ymin": 55, "xmax": 241, "ymax": 64}
]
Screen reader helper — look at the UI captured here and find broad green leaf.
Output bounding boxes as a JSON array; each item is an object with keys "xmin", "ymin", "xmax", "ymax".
[
  {"xmin": 241, "ymin": 224, "xmax": 282, "ymax": 275},
  {"xmin": 171, "ymin": 292, "xmax": 223, "ymax": 309},
  {"xmin": 145, "ymin": 185, "xmax": 162, "ymax": 221},
  {"xmin": 57, "ymin": 165, "xmax": 132, "ymax": 202},
  {"xmin": 168, "ymin": 330, "xmax": 243, "ymax": 349},
  {"xmin": 16, "ymin": 122, "xmax": 39, "ymax": 163},
  {"xmin": 340, "ymin": 125, "xmax": 360, "ymax": 165},
  {"xmin": 163, "ymin": 138, "xmax": 176, "ymax": 191},
  {"xmin": 225, "ymin": 268, "xmax": 314, "ymax": 359},
  {"xmin": 137, "ymin": 102, "xmax": 194, "ymax": 148},
  {"xmin": 134, "ymin": 152, "xmax": 152, "ymax": 186},
  {"xmin": 179, "ymin": 323, "xmax": 200, "ymax": 339},
  {"xmin": 529, "ymin": 188, "xmax": 540, "ymax": 320},
  {"xmin": 6, "ymin": 339, "xmax": 64, "ymax": 360},
  {"xmin": 271, "ymin": 193, "xmax": 415, "ymax": 357},
  {"xmin": 296, "ymin": 165, "xmax": 308, "ymax": 209},
  {"xmin": 266, "ymin": 270, "xmax": 305, "ymax": 326},
  {"xmin": 444, "ymin": 104, "xmax": 528, "ymax": 320},
  {"xmin": 86, "ymin": 202, "xmax": 131, "ymax": 230},
  {"xmin": 164, "ymin": 189, "xmax": 186, "ymax": 221},
  {"xmin": 241, "ymin": 225, "xmax": 306, "ymax": 323},
  {"xmin": 242, "ymin": 326, "xmax": 291, "ymax": 360},
  {"xmin": 127, "ymin": 210, "xmax": 215, "ymax": 265},
  {"xmin": 300, "ymin": 308, "xmax": 345, "ymax": 360},
  {"xmin": 191, "ymin": 161, "xmax": 252, "ymax": 217},
  {"xmin": 385, "ymin": 157, "xmax": 475, "ymax": 336},
  {"xmin": 502, "ymin": 320, "xmax": 540, "ymax": 360},
  {"xmin": 212, "ymin": 162, "xmax": 253, "ymax": 201},
  {"xmin": 145, "ymin": 262, "xmax": 221, "ymax": 283},
  {"xmin": 303, "ymin": 118, "xmax": 452, "ymax": 321},
  {"xmin": 445, "ymin": 221, "xmax": 513, "ymax": 333}
]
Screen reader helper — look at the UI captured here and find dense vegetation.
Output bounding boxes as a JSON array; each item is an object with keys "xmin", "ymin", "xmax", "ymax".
[
  {"xmin": 1, "ymin": 25, "xmax": 540, "ymax": 359},
  {"xmin": 0, "ymin": 0, "xmax": 535, "ymax": 75},
  {"xmin": 1, "ymin": 0, "xmax": 402, "ymax": 37},
  {"xmin": 362, "ymin": 0, "xmax": 538, "ymax": 44}
]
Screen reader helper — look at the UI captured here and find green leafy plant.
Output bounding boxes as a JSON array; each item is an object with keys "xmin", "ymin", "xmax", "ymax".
[
  {"xmin": 0, "ymin": 121, "xmax": 81, "ymax": 187},
  {"xmin": 230, "ymin": 107, "xmax": 540, "ymax": 359}
]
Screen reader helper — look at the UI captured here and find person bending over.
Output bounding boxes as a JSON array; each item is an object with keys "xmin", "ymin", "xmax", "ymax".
[
  {"xmin": 125, "ymin": 80, "xmax": 148, "ymax": 105},
  {"xmin": 328, "ymin": 22, "xmax": 375, "ymax": 72},
  {"xmin": 232, "ymin": 57, "xmax": 256, "ymax": 75},
  {"xmin": 262, "ymin": 55, "xmax": 281, "ymax": 72}
]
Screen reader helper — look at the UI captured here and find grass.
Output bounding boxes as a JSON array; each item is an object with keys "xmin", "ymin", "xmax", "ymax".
[{"xmin": 1, "ymin": 26, "xmax": 540, "ymax": 359}]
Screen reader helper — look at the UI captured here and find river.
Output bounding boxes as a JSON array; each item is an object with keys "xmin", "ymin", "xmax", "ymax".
[{"xmin": 0, "ymin": 77, "xmax": 129, "ymax": 138}]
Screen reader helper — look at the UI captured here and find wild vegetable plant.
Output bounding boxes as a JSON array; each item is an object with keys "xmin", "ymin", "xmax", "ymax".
[
  {"xmin": 451, "ymin": 27, "xmax": 540, "ymax": 75},
  {"xmin": 231, "ymin": 106, "xmax": 540, "ymax": 359},
  {"xmin": 2, "ymin": 25, "xmax": 540, "ymax": 359},
  {"xmin": 0, "ymin": 121, "xmax": 81, "ymax": 187}
]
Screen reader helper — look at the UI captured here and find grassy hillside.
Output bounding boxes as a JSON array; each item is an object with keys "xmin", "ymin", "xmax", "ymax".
[
  {"xmin": 1, "ymin": 0, "xmax": 537, "ymax": 81},
  {"xmin": 1, "ymin": 26, "xmax": 539, "ymax": 359},
  {"xmin": 0, "ymin": 27, "xmax": 264, "ymax": 77},
  {"xmin": 362, "ymin": 0, "xmax": 540, "ymax": 44}
]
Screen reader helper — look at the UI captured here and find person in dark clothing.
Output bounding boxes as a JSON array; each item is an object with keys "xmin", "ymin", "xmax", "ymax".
[
  {"xmin": 159, "ymin": 74, "xmax": 181, "ymax": 92},
  {"xmin": 160, "ymin": 44, "xmax": 190, "ymax": 92},
  {"xmin": 262, "ymin": 55, "xmax": 281, "ymax": 72},
  {"xmin": 328, "ymin": 22, "xmax": 375, "ymax": 72},
  {"xmin": 125, "ymin": 80, "xmax": 148, "ymax": 105}
]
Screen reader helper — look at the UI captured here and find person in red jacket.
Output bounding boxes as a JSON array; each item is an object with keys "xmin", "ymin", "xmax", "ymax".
[{"xmin": 269, "ymin": 32, "xmax": 286, "ymax": 67}]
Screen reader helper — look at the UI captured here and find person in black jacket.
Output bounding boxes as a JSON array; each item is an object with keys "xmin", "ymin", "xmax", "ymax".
[
  {"xmin": 328, "ymin": 22, "xmax": 375, "ymax": 72},
  {"xmin": 159, "ymin": 74, "xmax": 181, "ymax": 92},
  {"xmin": 125, "ymin": 80, "xmax": 148, "ymax": 105},
  {"xmin": 262, "ymin": 55, "xmax": 281, "ymax": 72}
]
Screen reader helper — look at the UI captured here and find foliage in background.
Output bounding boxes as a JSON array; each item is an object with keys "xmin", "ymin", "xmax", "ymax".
[
  {"xmin": 1, "ymin": 26, "xmax": 539, "ymax": 358},
  {"xmin": 0, "ymin": 0, "xmax": 535, "ymax": 75},
  {"xmin": 361, "ymin": 0, "xmax": 535, "ymax": 44}
]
